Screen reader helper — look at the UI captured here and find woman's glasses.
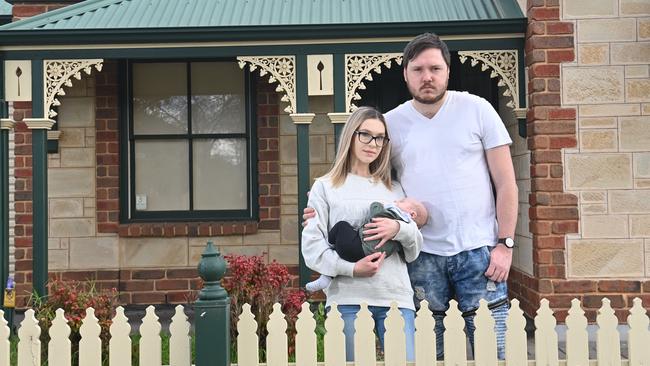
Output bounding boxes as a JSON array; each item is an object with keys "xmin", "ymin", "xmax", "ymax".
[{"xmin": 354, "ymin": 130, "xmax": 390, "ymax": 147}]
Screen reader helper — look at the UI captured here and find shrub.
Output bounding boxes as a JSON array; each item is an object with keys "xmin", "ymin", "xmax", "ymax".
[
  {"xmin": 29, "ymin": 279, "xmax": 119, "ymax": 364},
  {"xmin": 221, "ymin": 254, "xmax": 308, "ymax": 360}
]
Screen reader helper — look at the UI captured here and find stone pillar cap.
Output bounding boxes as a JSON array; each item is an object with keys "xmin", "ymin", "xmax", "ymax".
[
  {"xmin": 23, "ymin": 118, "xmax": 55, "ymax": 130},
  {"xmin": 513, "ymin": 108, "xmax": 527, "ymax": 119},
  {"xmin": 0, "ymin": 118, "xmax": 16, "ymax": 130},
  {"xmin": 47, "ymin": 130, "xmax": 62, "ymax": 140},
  {"xmin": 289, "ymin": 113, "xmax": 316, "ymax": 124},
  {"xmin": 327, "ymin": 112, "xmax": 351, "ymax": 124}
]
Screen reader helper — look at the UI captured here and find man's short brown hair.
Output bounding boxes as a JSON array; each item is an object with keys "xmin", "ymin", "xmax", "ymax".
[{"xmin": 402, "ymin": 32, "xmax": 451, "ymax": 69}]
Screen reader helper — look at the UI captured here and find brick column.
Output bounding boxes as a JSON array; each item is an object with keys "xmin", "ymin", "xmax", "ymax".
[
  {"xmin": 257, "ymin": 76, "xmax": 281, "ymax": 230},
  {"xmin": 12, "ymin": 102, "xmax": 34, "ymax": 308},
  {"xmin": 96, "ymin": 61, "xmax": 119, "ymax": 233},
  {"xmin": 510, "ymin": 0, "xmax": 579, "ymax": 321}
]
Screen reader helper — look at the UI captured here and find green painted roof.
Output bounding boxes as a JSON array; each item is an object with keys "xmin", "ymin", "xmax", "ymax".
[
  {"xmin": 1, "ymin": 0, "xmax": 524, "ymax": 30},
  {"xmin": 0, "ymin": 1, "xmax": 11, "ymax": 17}
]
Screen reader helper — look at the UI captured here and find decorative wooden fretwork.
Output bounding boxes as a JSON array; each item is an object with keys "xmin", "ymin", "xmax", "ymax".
[
  {"xmin": 458, "ymin": 50, "xmax": 521, "ymax": 111},
  {"xmin": 237, "ymin": 56, "xmax": 296, "ymax": 113},
  {"xmin": 345, "ymin": 53, "xmax": 402, "ymax": 112},
  {"xmin": 44, "ymin": 59, "xmax": 103, "ymax": 119}
]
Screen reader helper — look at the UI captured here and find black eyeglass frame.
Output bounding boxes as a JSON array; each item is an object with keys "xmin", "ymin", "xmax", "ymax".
[{"xmin": 353, "ymin": 130, "xmax": 390, "ymax": 147}]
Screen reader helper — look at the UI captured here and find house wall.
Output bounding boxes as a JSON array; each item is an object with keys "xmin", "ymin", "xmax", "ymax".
[
  {"xmin": 10, "ymin": 62, "xmax": 310, "ymax": 307},
  {"xmin": 509, "ymin": 0, "xmax": 650, "ymax": 322},
  {"xmin": 8, "ymin": 0, "xmax": 648, "ymax": 319}
]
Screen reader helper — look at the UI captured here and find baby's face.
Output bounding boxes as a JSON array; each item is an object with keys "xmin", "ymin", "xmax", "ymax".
[{"xmin": 395, "ymin": 198, "xmax": 416, "ymax": 217}]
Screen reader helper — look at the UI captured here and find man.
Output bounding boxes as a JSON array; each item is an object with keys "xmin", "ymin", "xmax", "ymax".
[{"xmin": 304, "ymin": 33, "xmax": 518, "ymax": 358}]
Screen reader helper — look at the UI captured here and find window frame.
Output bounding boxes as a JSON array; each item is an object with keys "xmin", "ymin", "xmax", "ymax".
[{"xmin": 119, "ymin": 59, "xmax": 258, "ymax": 223}]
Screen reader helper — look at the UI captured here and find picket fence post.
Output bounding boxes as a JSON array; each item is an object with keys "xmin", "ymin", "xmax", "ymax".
[
  {"xmin": 17, "ymin": 309, "xmax": 40, "ymax": 366},
  {"xmin": 384, "ymin": 302, "xmax": 407, "ymax": 366},
  {"xmin": 597, "ymin": 298, "xmax": 621, "ymax": 366},
  {"xmin": 534, "ymin": 299, "xmax": 559, "ymax": 366},
  {"xmin": 140, "ymin": 305, "xmax": 162, "ymax": 366},
  {"xmin": 414, "ymin": 300, "xmax": 436, "ymax": 366},
  {"xmin": 109, "ymin": 306, "xmax": 132, "ymax": 366},
  {"xmin": 324, "ymin": 303, "xmax": 345, "ymax": 366},
  {"xmin": 474, "ymin": 299, "xmax": 497, "ymax": 366},
  {"xmin": 267, "ymin": 303, "xmax": 288, "ymax": 366},
  {"xmin": 566, "ymin": 298, "xmax": 589, "ymax": 365},
  {"xmin": 295, "ymin": 302, "xmax": 316, "ymax": 366},
  {"xmin": 354, "ymin": 302, "xmax": 375, "ymax": 366},
  {"xmin": 80, "ymin": 307, "xmax": 102, "ymax": 366},
  {"xmin": 505, "ymin": 299, "xmax": 527, "ymax": 365},
  {"xmin": 169, "ymin": 305, "xmax": 191, "ymax": 366},
  {"xmin": 48, "ymin": 308, "xmax": 70, "ymax": 366},
  {"xmin": 237, "ymin": 303, "xmax": 259, "ymax": 366},
  {"xmin": 627, "ymin": 297, "xmax": 650, "ymax": 366},
  {"xmin": 443, "ymin": 299, "xmax": 467, "ymax": 366}
]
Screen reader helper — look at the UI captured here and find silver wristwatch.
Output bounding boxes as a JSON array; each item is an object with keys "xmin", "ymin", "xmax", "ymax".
[{"xmin": 498, "ymin": 237, "xmax": 515, "ymax": 248}]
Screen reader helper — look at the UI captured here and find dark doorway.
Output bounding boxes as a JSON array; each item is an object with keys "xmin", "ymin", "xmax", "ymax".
[{"xmin": 357, "ymin": 51, "xmax": 500, "ymax": 113}]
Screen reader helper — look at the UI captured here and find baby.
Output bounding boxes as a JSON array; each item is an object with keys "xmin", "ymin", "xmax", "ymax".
[{"xmin": 306, "ymin": 197, "xmax": 428, "ymax": 292}]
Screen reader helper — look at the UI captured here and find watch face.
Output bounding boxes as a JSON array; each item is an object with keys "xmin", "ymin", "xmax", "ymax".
[{"xmin": 505, "ymin": 237, "xmax": 515, "ymax": 248}]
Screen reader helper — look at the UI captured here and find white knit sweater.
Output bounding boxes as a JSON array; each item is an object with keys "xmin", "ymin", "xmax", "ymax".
[{"xmin": 301, "ymin": 174, "xmax": 423, "ymax": 310}]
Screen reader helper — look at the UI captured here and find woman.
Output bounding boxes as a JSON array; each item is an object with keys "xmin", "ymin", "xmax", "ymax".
[{"xmin": 301, "ymin": 106, "xmax": 422, "ymax": 361}]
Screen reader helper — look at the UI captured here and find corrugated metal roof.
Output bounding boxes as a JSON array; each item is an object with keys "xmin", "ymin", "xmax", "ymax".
[
  {"xmin": 1, "ymin": 0, "xmax": 524, "ymax": 30},
  {"xmin": 0, "ymin": 1, "xmax": 11, "ymax": 17}
]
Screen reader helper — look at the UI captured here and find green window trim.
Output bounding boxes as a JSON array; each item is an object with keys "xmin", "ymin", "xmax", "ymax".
[{"xmin": 119, "ymin": 59, "xmax": 258, "ymax": 223}]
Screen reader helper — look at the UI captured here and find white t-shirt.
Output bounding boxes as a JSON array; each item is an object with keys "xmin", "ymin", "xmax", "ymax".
[{"xmin": 385, "ymin": 91, "xmax": 512, "ymax": 256}]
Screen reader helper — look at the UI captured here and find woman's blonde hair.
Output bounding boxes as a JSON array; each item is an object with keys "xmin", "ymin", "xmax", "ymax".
[{"xmin": 325, "ymin": 106, "xmax": 392, "ymax": 189}]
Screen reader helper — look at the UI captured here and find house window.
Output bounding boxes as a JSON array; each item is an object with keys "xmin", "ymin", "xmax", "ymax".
[{"xmin": 124, "ymin": 61, "xmax": 256, "ymax": 221}]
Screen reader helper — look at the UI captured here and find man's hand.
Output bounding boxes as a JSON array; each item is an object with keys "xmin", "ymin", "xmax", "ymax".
[
  {"xmin": 484, "ymin": 245, "xmax": 513, "ymax": 282},
  {"xmin": 363, "ymin": 218, "xmax": 400, "ymax": 250},
  {"xmin": 302, "ymin": 207, "xmax": 316, "ymax": 227},
  {"xmin": 353, "ymin": 252, "xmax": 385, "ymax": 277}
]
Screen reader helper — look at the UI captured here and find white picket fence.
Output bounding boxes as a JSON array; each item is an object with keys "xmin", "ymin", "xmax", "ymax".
[
  {"xmin": 0, "ymin": 305, "xmax": 191, "ymax": 366},
  {"xmin": 1, "ymin": 297, "xmax": 649, "ymax": 366}
]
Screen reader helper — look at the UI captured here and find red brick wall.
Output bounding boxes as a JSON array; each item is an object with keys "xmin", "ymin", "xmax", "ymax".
[
  {"xmin": 508, "ymin": 0, "xmax": 650, "ymax": 322},
  {"xmin": 13, "ymin": 102, "xmax": 34, "ymax": 308},
  {"xmin": 11, "ymin": 1, "xmax": 78, "ymax": 21},
  {"xmin": 256, "ymin": 75, "xmax": 281, "ymax": 230},
  {"xmin": 96, "ymin": 61, "xmax": 120, "ymax": 234},
  {"xmin": 43, "ymin": 264, "xmax": 300, "ymax": 306}
]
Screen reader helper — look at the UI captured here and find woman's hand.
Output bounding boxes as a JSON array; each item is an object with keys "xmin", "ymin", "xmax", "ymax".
[
  {"xmin": 353, "ymin": 252, "xmax": 385, "ymax": 277},
  {"xmin": 363, "ymin": 218, "xmax": 400, "ymax": 249},
  {"xmin": 302, "ymin": 207, "xmax": 316, "ymax": 227}
]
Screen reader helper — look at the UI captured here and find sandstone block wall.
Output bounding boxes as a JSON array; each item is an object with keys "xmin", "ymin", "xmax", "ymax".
[{"xmin": 561, "ymin": 0, "xmax": 650, "ymax": 279}]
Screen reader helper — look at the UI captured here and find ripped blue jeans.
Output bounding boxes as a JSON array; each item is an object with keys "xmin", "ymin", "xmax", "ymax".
[{"xmin": 407, "ymin": 246, "xmax": 509, "ymax": 359}]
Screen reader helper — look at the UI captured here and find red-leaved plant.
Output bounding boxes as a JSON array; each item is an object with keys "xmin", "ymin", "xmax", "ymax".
[
  {"xmin": 29, "ymin": 279, "xmax": 119, "ymax": 364},
  {"xmin": 221, "ymin": 254, "xmax": 307, "ymax": 359}
]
